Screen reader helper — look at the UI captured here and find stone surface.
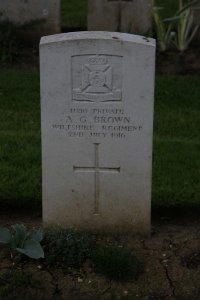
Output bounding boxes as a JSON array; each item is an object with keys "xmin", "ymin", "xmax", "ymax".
[
  {"xmin": 193, "ymin": 4, "xmax": 200, "ymax": 42},
  {"xmin": 40, "ymin": 31, "xmax": 155, "ymax": 235},
  {"xmin": 88, "ymin": 0, "xmax": 152, "ymax": 35},
  {"xmin": 0, "ymin": 0, "xmax": 60, "ymax": 39}
]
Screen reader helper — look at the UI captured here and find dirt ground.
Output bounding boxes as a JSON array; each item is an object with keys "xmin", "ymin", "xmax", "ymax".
[
  {"xmin": 156, "ymin": 46, "xmax": 200, "ymax": 75},
  {"xmin": 0, "ymin": 210, "xmax": 200, "ymax": 300}
]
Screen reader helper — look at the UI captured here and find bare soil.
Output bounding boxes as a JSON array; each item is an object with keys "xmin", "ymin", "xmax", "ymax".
[
  {"xmin": 156, "ymin": 46, "xmax": 200, "ymax": 75},
  {"xmin": 0, "ymin": 210, "xmax": 200, "ymax": 300}
]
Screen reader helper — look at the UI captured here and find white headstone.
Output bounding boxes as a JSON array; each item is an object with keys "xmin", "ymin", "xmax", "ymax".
[
  {"xmin": 88, "ymin": 0, "xmax": 152, "ymax": 36},
  {"xmin": 0, "ymin": 0, "xmax": 60, "ymax": 39},
  {"xmin": 40, "ymin": 31, "xmax": 156, "ymax": 235},
  {"xmin": 193, "ymin": 4, "xmax": 200, "ymax": 42}
]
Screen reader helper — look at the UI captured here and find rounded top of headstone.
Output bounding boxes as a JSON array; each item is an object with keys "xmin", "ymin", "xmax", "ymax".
[{"xmin": 40, "ymin": 31, "xmax": 155, "ymax": 47}]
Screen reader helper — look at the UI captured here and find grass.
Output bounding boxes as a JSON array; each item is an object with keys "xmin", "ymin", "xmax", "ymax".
[
  {"xmin": 92, "ymin": 246, "xmax": 143, "ymax": 281},
  {"xmin": 0, "ymin": 70, "xmax": 200, "ymax": 210},
  {"xmin": 153, "ymin": 76, "xmax": 200, "ymax": 209},
  {"xmin": 0, "ymin": 70, "xmax": 41, "ymax": 207}
]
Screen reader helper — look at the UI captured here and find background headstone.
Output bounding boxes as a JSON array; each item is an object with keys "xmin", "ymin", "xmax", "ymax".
[
  {"xmin": 40, "ymin": 32, "xmax": 156, "ymax": 235},
  {"xmin": 193, "ymin": 4, "xmax": 200, "ymax": 42},
  {"xmin": 0, "ymin": 0, "xmax": 60, "ymax": 40},
  {"xmin": 87, "ymin": 0, "xmax": 152, "ymax": 35}
]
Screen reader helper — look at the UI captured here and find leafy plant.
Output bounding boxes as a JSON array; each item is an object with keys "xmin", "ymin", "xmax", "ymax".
[
  {"xmin": 166, "ymin": 0, "xmax": 199, "ymax": 52},
  {"xmin": 152, "ymin": 2, "xmax": 173, "ymax": 52},
  {"xmin": 44, "ymin": 229, "xmax": 94, "ymax": 268},
  {"xmin": 152, "ymin": 0, "xmax": 200, "ymax": 52},
  {"xmin": 0, "ymin": 224, "xmax": 44, "ymax": 259},
  {"xmin": 92, "ymin": 246, "xmax": 144, "ymax": 281}
]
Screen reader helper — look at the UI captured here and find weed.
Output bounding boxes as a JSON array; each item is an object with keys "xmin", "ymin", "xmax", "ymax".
[
  {"xmin": 92, "ymin": 246, "xmax": 144, "ymax": 281},
  {"xmin": 44, "ymin": 229, "xmax": 95, "ymax": 268}
]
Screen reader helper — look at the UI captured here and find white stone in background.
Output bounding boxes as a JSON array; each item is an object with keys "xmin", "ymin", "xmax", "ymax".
[
  {"xmin": 40, "ymin": 31, "xmax": 156, "ymax": 235},
  {"xmin": 193, "ymin": 4, "xmax": 200, "ymax": 42},
  {"xmin": 0, "ymin": 0, "xmax": 60, "ymax": 38},
  {"xmin": 88, "ymin": 0, "xmax": 152, "ymax": 35}
]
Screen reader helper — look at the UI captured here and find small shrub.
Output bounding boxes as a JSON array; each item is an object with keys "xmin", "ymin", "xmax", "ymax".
[
  {"xmin": 92, "ymin": 246, "xmax": 144, "ymax": 281},
  {"xmin": 44, "ymin": 229, "xmax": 95, "ymax": 268}
]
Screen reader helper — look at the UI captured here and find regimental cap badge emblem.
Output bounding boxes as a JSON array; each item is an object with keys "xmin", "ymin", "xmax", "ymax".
[{"xmin": 72, "ymin": 54, "xmax": 122, "ymax": 102}]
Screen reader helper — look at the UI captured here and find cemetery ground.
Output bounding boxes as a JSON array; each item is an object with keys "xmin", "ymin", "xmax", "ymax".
[
  {"xmin": 0, "ymin": 2, "xmax": 200, "ymax": 298},
  {"xmin": 0, "ymin": 64, "xmax": 200, "ymax": 299}
]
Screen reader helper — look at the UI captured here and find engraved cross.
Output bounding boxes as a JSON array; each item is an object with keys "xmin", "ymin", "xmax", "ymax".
[{"xmin": 73, "ymin": 143, "xmax": 120, "ymax": 215}]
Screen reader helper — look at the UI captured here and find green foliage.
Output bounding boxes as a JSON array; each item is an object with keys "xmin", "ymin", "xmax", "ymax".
[
  {"xmin": 152, "ymin": 4, "xmax": 173, "ymax": 52},
  {"xmin": 152, "ymin": 0, "xmax": 199, "ymax": 52},
  {"xmin": 44, "ymin": 229, "xmax": 94, "ymax": 268},
  {"xmin": 156, "ymin": 0, "xmax": 179, "ymax": 19},
  {"xmin": 169, "ymin": 0, "xmax": 199, "ymax": 51},
  {"xmin": 0, "ymin": 224, "xmax": 44, "ymax": 259},
  {"xmin": 92, "ymin": 246, "xmax": 143, "ymax": 281}
]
